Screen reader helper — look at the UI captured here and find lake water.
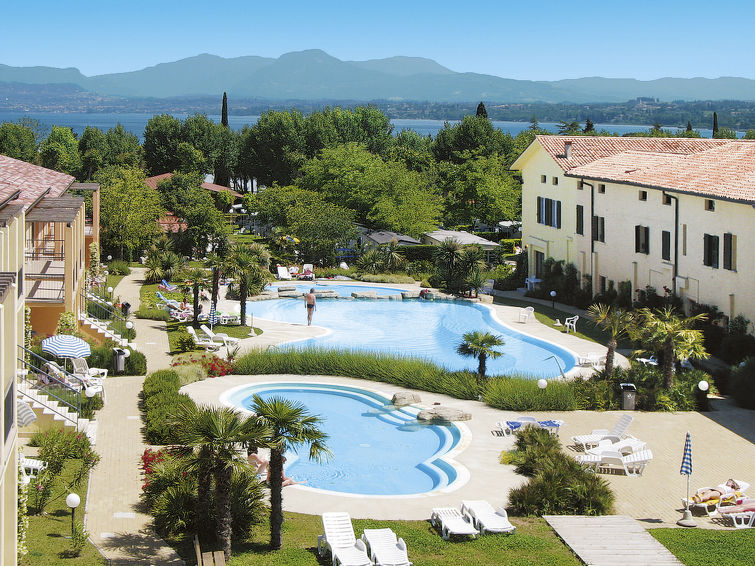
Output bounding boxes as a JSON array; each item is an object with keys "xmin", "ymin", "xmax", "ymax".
[{"xmin": 0, "ymin": 110, "xmax": 722, "ymax": 140}]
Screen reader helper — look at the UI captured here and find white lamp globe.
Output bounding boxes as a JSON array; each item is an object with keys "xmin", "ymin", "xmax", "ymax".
[
  {"xmin": 107, "ymin": 286, "xmax": 113, "ymax": 294},
  {"xmin": 123, "ymin": 348, "xmax": 131, "ymax": 358},
  {"xmin": 85, "ymin": 387, "xmax": 97, "ymax": 398},
  {"xmin": 126, "ymin": 321, "xmax": 133, "ymax": 330},
  {"xmin": 550, "ymin": 291, "xmax": 556, "ymax": 298},
  {"xmin": 66, "ymin": 493, "xmax": 81, "ymax": 509},
  {"xmin": 698, "ymin": 380, "xmax": 709, "ymax": 392},
  {"xmin": 537, "ymin": 378, "xmax": 548, "ymax": 389}
]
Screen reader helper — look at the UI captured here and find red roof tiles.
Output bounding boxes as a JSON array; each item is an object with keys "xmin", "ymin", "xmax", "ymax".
[
  {"xmin": 144, "ymin": 173, "xmax": 242, "ymax": 198},
  {"xmin": 0, "ymin": 155, "xmax": 74, "ymax": 209}
]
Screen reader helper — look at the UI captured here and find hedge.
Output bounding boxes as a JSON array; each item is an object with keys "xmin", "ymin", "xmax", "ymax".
[
  {"xmin": 398, "ymin": 245, "xmax": 436, "ymax": 262},
  {"xmin": 142, "ymin": 369, "xmax": 196, "ymax": 444}
]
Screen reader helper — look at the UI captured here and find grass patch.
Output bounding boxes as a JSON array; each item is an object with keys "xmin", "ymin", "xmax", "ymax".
[
  {"xmin": 650, "ymin": 528, "xmax": 755, "ymax": 566},
  {"xmin": 165, "ymin": 512, "xmax": 581, "ymax": 566},
  {"xmin": 24, "ymin": 460, "xmax": 106, "ymax": 565},
  {"xmin": 166, "ymin": 321, "xmax": 260, "ymax": 354},
  {"xmin": 106, "ymin": 273, "xmax": 125, "ymax": 292}
]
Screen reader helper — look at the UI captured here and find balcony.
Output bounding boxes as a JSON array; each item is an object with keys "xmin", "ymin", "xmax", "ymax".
[{"xmin": 25, "ymin": 239, "xmax": 65, "ymax": 302}]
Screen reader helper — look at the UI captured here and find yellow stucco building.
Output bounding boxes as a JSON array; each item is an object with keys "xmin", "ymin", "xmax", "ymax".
[{"xmin": 511, "ymin": 135, "xmax": 755, "ymax": 324}]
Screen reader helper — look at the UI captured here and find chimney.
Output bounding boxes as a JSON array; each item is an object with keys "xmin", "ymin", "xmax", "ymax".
[{"xmin": 564, "ymin": 141, "xmax": 572, "ymax": 159}]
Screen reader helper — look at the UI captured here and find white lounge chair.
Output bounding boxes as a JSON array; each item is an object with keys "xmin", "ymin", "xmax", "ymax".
[
  {"xmin": 721, "ymin": 500, "xmax": 755, "ymax": 528},
  {"xmin": 571, "ymin": 414, "xmax": 634, "ymax": 451},
  {"xmin": 585, "ymin": 437, "xmax": 647, "ymax": 456},
  {"xmin": 430, "ymin": 507, "xmax": 479, "ymax": 540},
  {"xmin": 518, "ymin": 306, "xmax": 534, "ymax": 323},
  {"xmin": 187, "ymin": 326, "xmax": 220, "ymax": 351},
  {"xmin": 361, "ymin": 528, "xmax": 412, "ymax": 566},
  {"xmin": 20, "ymin": 455, "xmax": 48, "ymax": 478},
  {"xmin": 577, "ymin": 449, "xmax": 653, "ymax": 476},
  {"xmin": 461, "ymin": 500, "xmax": 515, "ymax": 535},
  {"xmin": 564, "ymin": 315, "xmax": 579, "ymax": 333},
  {"xmin": 71, "ymin": 357, "xmax": 107, "ymax": 381},
  {"xmin": 317, "ymin": 512, "xmax": 371, "ymax": 566},
  {"xmin": 276, "ymin": 265, "xmax": 293, "ymax": 280},
  {"xmin": 637, "ymin": 355, "xmax": 658, "ymax": 366},
  {"xmin": 681, "ymin": 480, "xmax": 750, "ymax": 517},
  {"xmin": 577, "ymin": 352, "xmax": 606, "ymax": 368},
  {"xmin": 200, "ymin": 324, "xmax": 240, "ymax": 348}
]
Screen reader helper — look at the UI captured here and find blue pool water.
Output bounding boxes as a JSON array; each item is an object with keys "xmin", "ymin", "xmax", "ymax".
[
  {"xmin": 248, "ymin": 293, "xmax": 576, "ymax": 377},
  {"xmin": 223, "ymin": 383, "xmax": 461, "ymax": 495},
  {"xmin": 268, "ymin": 283, "xmax": 405, "ymax": 297}
]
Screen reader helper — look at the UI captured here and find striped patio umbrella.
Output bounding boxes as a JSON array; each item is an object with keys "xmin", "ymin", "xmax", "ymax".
[
  {"xmin": 41, "ymin": 335, "xmax": 91, "ymax": 359},
  {"xmin": 208, "ymin": 302, "xmax": 219, "ymax": 330},
  {"xmin": 17, "ymin": 400, "xmax": 37, "ymax": 427},
  {"xmin": 680, "ymin": 432, "xmax": 693, "ymax": 517}
]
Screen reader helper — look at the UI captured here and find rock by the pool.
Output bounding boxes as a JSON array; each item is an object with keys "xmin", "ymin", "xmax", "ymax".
[
  {"xmin": 392, "ymin": 392, "xmax": 421, "ymax": 407},
  {"xmin": 417, "ymin": 406, "xmax": 472, "ymax": 422},
  {"xmin": 351, "ymin": 291, "xmax": 378, "ymax": 299}
]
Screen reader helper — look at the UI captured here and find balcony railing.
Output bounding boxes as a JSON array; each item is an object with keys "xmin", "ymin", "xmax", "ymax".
[
  {"xmin": 83, "ymin": 288, "xmax": 131, "ymax": 340},
  {"xmin": 25, "ymin": 239, "xmax": 65, "ymax": 262},
  {"xmin": 25, "ymin": 275, "xmax": 65, "ymax": 302}
]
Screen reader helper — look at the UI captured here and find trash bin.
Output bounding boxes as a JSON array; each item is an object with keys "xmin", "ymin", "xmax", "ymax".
[
  {"xmin": 113, "ymin": 348, "xmax": 126, "ymax": 373},
  {"xmin": 121, "ymin": 302, "xmax": 131, "ymax": 316},
  {"xmin": 620, "ymin": 383, "xmax": 637, "ymax": 410}
]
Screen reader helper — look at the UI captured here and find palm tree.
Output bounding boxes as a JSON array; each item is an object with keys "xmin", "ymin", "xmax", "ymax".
[
  {"xmin": 457, "ymin": 331, "xmax": 504, "ymax": 390},
  {"xmin": 586, "ymin": 303, "xmax": 634, "ymax": 378},
  {"xmin": 172, "ymin": 404, "xmax": 270, "ymax": 560},
  {"xmin": 204, "ymin": 252, "xmax": 226, "ymax": 306},
  {"xmin": 182, "ymin": 267, "xmax": 209, "ymax": 323},
  {"xmin": 382, "ymin": 239, "xmax": 406, "ymax": 273},
  {"xmin": 434, "ymin": 238, "xmax": 463, "ymax": 292},
  {"xmin": 250, "ymin": 395, "xmax": 330, "ymax": 550},
  {"xmin": 630, "ymin": 307, "xmax": 709, "ymax": 388},
  {"xmin": 227, "ymin": 243, "xmax": 271, "ymax": 327}
]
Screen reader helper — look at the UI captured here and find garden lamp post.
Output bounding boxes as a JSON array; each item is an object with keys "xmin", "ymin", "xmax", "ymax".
[
  {"xmin": 537, "ymin": 378, "xmax": 548, "ymax": 389},
  {"xmin": 697, "ymin": 380, "xmax": 710, "ymax": 411},
  {"xmin": 66, "ymin": 492, "xmax": 80, "ymax": 537},
  {"xmin": 550, "ymin": 290, "xmax": 556, "ymax": 309}
]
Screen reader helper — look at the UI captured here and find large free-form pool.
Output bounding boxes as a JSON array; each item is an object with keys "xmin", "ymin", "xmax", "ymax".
[
  {"xmin": 247, "ymin": 290, "xmax": 577, "ymax": 377},
  {"xmin": 222, "ymin": 382, "xmax": 463, "ymax": 496}
]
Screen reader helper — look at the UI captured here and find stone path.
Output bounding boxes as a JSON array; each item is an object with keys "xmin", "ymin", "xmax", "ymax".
[
  {"xmin": 85, "ymin": 269, "xmax": 183, "ymax": 564},
  {"xmin": 544, "ymin": 515, "xmax": 683, "ymax": 565}
]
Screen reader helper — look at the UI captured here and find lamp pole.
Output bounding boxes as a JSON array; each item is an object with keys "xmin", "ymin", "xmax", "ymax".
[
  {"xmin": 66, "ymin": 493, "xmax": 80, "ymax": 538},
  {"xmin": 550, "ymin": 290, "xmax": 556, "ymax": 309}
]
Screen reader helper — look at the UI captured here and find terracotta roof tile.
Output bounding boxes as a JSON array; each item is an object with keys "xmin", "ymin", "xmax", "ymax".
[
  {"xmin": 145, "ymin": 173, "xmax": 242, "ymax": 197},
  {"xmin": 0, "ymin": 155, "xmax": 74, "ymax": 209}
]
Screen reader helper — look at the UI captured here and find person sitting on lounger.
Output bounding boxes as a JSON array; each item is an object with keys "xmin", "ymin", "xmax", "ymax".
[
  {"xmin": 266, "ymin": 456, "xmax": 306, "ymax": 487},
  {"xmin": 247, "ymin": 447, "xmax": 269, "ymax": 476},
  {"xmin": 692, "ymin": 479, "xmax": 741, "ymax": 503},
  {"xmin": 718, "ymin": 500, "xmax": 755, "ymax": 514}
]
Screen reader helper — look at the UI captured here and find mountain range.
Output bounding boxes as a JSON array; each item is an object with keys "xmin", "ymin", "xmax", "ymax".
[{"xmin": 2, "ymin": 49, "xmax": 755, "ymax": 104}]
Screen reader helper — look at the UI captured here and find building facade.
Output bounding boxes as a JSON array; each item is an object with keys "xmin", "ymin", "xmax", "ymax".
[{"xmin": 512, "ymin": 136, "xmax": 755, "ymax": 324}]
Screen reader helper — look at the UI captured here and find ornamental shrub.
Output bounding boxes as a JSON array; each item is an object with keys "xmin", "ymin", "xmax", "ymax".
[
  {"xmin": 483, "ymin": 377, "xmax": 577, "ymax": 411},
  {"xmin": 730, "ymin": 357, "xmax": 755, "ymax": 410},
  {"xmin": 142, "ymin": 369, "xmax": 197, "ymax": 444},
  {"xmin": 107, "ymin": 260, "xmax": 131, "ymax": 275}
]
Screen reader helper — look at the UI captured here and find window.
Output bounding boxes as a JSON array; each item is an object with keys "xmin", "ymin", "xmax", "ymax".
[
  {"xmin": 18, "ymin": 266, "xmax": 23, "ymax": 298},
  {"xmin": 682, "ymin": 224, "xmax": 687, "ymax": 256},
  {"xmin": 577, "ymin": 180, "xmax": 584, "ymax": 190},
  {"xmin": 592, "ymin": 215, "xmax": 605, "ymax": 243},
  {"xmin": 599, "ymin": 276, "xmax": 607, "ymax": 294},
  {"xmin": 540, "ymin": 174, "xmax": 546, "ymax": 183},
  {"xmin": 535, "ymin": 251, "xmax": 545, "ymax": 279},
  {"xmin": 663, "ymin": 194, "xmax": 672, "ymax": 205},
  {"xmin": 635, "ymin": 225, "xmax": 650, "ymax": 254},
  {"xmin": 723, "ymin": 233, "xmax": 736, "ymax": 271},
  {"xmin": 705, "ymin": 199, "xmax": 715, "ymax": 211},
  {"xmin": 576, "ymin": 205, "xmax": 584, "ymax": 235},
  {"xmin": 598, "ymin": 183, "xmax": 606, "ymax": 193},
  {"xmin": 662, "ymin": 230, "xmax": 671, "ymax": 261},
  {"xmin": 703, "ymin": 234, "xmax": 719, "ymax": 268},
  {"xmin": 4, "ymin": 381, "xmax": 14, "ymax": 444},
  {"xmin": 639, "ymin": 190, "xmax": 647, "ymax": 201},
  {"xmin": 552, "ymin": 176, "xmax": 559, "ymax": 185},
  {"xmin": 537, "ymin": 197, "xmax": 561, "ymax": 228}
]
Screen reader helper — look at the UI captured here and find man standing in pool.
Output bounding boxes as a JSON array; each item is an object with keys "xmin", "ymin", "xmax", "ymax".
[{"xmin": 305, "ymin": 288, "xmax": 316, "ymax": 325}]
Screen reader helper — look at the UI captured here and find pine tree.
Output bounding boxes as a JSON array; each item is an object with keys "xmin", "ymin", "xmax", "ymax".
[
  {"xmin": 712, "ymin": 112, "xmax": 719, "ymax": 136},
  {"xmin": 476, "ymin": 102, "xmax": 488, "ymax": 119},
  {"xmin": 583, "ymin": 118, "xmax": 595, "ymax": 133},
  {"xmin": 686, "ymin": 121, "xmax": 693, "ymax": 132},
  {"xmin": 221, "ymin": 92, "xmax": 229, "ymax": 128}
]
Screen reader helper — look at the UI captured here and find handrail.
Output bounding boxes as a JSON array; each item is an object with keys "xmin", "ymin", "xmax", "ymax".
[
  {"xmin": 82, "ymin": 289, "xmax": 130, "ymax": 340},
  {"xmin": 25, "ymin": 239, "xmax": 66, "ymax": 261}
]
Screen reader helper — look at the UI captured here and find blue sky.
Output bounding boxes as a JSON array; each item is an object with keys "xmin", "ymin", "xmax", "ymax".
[{"xmin": 2, "ymin": 0, "xmax": 753, "ymax": 80}]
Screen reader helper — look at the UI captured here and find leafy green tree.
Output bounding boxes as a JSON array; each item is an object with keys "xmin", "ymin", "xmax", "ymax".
[
  {"xmin": 630, "ymin": 307, "xmax": 709, "ymax": 389},
  {"xmin": 105, "ymin": 124, "xmax": 142, "ymax": 167},
  {"xmin": 587, "ymin": 304, "xmax": 634, "ymax": 378},
  {"xmin": 387, "ymin": 129, "xmax": 434, "ymax": 172},
  {"xmin": 557, "ymin": 120, "xmax": 581, "ymax": 135},
  {"xmin": 476, "ymin": 102, "xmax": 488, "ymax": 118},
  {"xmin": 78, "ymin": 126, "xmax": 107, "ymax": 180},
  {"xmin": 143, "ymin": 114, "xmax": 183, "ymax": 175},
  {"xmin": 176, "ymin": 141, "xmax": 206, "ymax": 174},
  {"xmin": 302, "ymin": 106, "xmax": 394, "ymax": 157},
  {"xmin": 182, "ymin": 113, "xmax": 221, "ymax": 174},
  {"xmin": 744, "ymin": 129, "xmax": 755, "ymax": 139},
  {"xmin": 457, "ymin": 331, "xmax": 504, "ymax": 389},
  {"xmin": 432, "ymin": 115, "xmax": 513, "ymax": 163},
  {"xmin": 250, "ymin": 395, "xmax": 329, "ymax": 550},
  {"xmin": 173, "ymin": 404, "xmax": 271, "ymax": 560},
  {"xmin": 238, "ymin": 110, "xmax": 306, "ymax": 186},
  {"xmin": 213, "ymin": 123, "xmax": 237, "ymax": 188},
  {"xmin": 96, "ymin": 166, "xmax": 163, "ymax": 260},
  {"xmin": 713, "ymin": 127, "xmax": 737, "ymax": 139},
  {"xmin": 39, "ymin": 126, "xmax": 81, "ymax": 176},
  {"xmin": 0, "ymin": 121, "xmax": 37, "ymax": 162},
  {"xmin": 227, "ymin": 243, "xmax": 271, "ymax": 326}
]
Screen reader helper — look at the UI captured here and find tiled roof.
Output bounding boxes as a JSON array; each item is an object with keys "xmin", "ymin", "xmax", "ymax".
[
  {"xmin": 424, "ymin": 229, "xmax": 499, "ymax": 247},
  {"xmin": 0, "ymin": 155, "xmax": 75, "ymax": 209},
  {"xmin": 566, "ymin": 141, "xmax": 755, "ymax": 203},
  {"xmin": 535, "ymin": 135, "xmax": 732, "ymax": 172},
  {"xmin": 145, "ymin": 173, "xmax": 242, "ymax": 197}
]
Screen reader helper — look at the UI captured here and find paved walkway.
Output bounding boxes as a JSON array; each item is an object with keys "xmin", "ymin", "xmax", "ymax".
[{"xmin": 544, "ymin": 515, "xmax": 683, "ymax": 565}]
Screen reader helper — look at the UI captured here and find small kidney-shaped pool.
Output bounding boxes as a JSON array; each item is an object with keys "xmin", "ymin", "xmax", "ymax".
[{"xmin": 222, "ymin": 382, "xmax": 466, "ymax": 497}]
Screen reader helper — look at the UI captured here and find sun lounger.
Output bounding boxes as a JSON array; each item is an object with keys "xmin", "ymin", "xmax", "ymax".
[
  {"xmin": 498, "ymin": 417, "xmax": 564, "ymax": 436},
  {"xmin": 276, "ymin": 265, "xmax": 293, "ymax": 280},
  {"xmin": 200, "ymin": 324, "xmax": 240, "ymax": 348},
  {"xmin": 360, "ymin": 528, "xmax": 412, "ymax": 565},
  {"xmin": 576, "ymin": 449, "xmax": 653, "ymax": 476},
  {"xmin": 187, "ymin": 326, "xmax": 220, "ymax": 351},
  {"xmin": 317, "ymin": 512, "xmax": 371, "ymax": 566},
  {"xmin": 585, "ymin": 436, "xmax": 647, "ymax": 456},
  {"xmin": 681, "ymin": 480, "xmax": 750, "ymax": 517},
  {"xmin": 71, "ymin": 357, "xmax": 107, "ymax": 381},
  {"xmin": 461, "ymin": 500, "xmax": 515, "ymax": 535},
  {"xmin": 20, "ymin": 455, "xmax": 48, "ymax": 478},
  {"xmin": 430, "ymin": 507, "xmax": 479, "ymax": 540},
  {"xmin": 158, "ymin": 279, "xmax": 178, "ymax": 292},
  {"xmin": 720, "ymin": 499, "xmax": 755, "ymax": 528},
  {"xmin": 571, "ymin": 414, "xmax": 633, "ymax": 451}
]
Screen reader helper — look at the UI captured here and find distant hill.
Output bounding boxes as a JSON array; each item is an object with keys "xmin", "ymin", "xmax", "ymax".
[{"xmin": 1, "ymin": 50, "xmax": 755, "ymax": 103}]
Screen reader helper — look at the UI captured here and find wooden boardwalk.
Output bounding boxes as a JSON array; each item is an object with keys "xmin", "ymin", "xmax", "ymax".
[{"xmin": 544, "ymin": 515, "xmax": 683, "ymax": 566}]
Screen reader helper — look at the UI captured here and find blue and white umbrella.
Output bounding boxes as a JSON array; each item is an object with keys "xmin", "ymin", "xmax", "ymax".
[
  {"xmin": 680, "ymin": 432, "xmax": 693, "ymax": 511},
  {"xmin": 208, "ymin": 302, "xmax": 219, "ymax": 330},
  {"xmin": 41, "ymin": 335, "xmax": 91, "ymax": 359}
]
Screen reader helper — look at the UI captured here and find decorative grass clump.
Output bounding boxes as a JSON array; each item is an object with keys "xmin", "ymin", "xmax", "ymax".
[
  {"xmin": 482, "ymin": 377, "xmax": 577, "ymax": 411},
  {"xmin": 507, "ymin": 428, "xmax": 614, "ymax": 517}
]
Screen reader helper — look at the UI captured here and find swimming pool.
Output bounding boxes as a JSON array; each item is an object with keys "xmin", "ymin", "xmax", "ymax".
[
  {"xmin": 248, "ymin": 292, "xmax": 577, "ymax": 377},
  {"xmin": 222, "ymin": 382, "xmax": 465, "ymax": 496},
  {"xmin": 268, "ymin": 282, "xmax": 405, "ymax": 297}
]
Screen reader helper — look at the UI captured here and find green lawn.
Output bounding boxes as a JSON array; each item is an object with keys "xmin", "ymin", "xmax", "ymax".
[
  {"xmin": 168, "ymin": 513, "xmax": 582, "ymax": 566},
  {"xmin": 105, "ymin": 273, "xmax": 125, "ymax": 292},
  {"xmin": 651, "ymin": 528, "xmax": 755, "ymax": 566},
  {"xmin": 23, "ymin": 460, "xmax": 106, "ymax": 566},
  {"xmin": 167, "ymin": 320, "xmax": 261, "ymax": 354}
]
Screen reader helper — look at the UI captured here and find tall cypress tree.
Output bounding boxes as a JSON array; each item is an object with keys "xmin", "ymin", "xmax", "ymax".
[
  {"xmin": 583, "ymin": 118, "xmax": 595, "ymax": 133},
  {"xmin": 476, "ymin": 102, "xmax": 488, "ymax": 119},
  {"xmin": 686, "ymin": 121, "xmax": 693, "ymax": 132},
  {"xmin": 712, "ymin": 112, "xmax": 719, "ymax": 136},
  {"xmin": 221, "ymin": 92, "xmax": 229, "ymax": 127}
]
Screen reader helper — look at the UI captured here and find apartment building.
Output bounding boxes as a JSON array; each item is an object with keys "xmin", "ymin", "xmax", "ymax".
[
  {"xmin": 511, "ymin": 136, "xmax": 755, "ymax": 323},
  {"xmin": 0, "ymin": 155, "xmax": 100, "ymax": 336}
]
